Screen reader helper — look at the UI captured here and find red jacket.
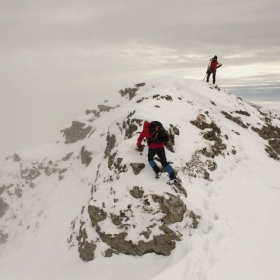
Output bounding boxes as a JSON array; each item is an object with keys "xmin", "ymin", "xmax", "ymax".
[
  {"xmin": 208, "ymin": 60, "xmax": 222, "ymax": 72},
  {"xmin": 137, "ymin": 121, "xmax": 165, "ymax": 149}
]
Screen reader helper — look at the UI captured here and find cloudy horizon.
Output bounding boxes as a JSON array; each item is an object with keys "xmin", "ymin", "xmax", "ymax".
[{"xmin": 1, "ymin": 0, "xmax": 280, "ymax": 160}]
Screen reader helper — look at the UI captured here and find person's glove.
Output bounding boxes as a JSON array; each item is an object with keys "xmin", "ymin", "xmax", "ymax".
[{"xmin": 136, "ymin": 144, "xmax": 145, "ymax": 152}]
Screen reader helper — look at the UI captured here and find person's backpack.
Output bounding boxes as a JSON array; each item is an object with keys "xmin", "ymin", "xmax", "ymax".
[{"xmin": 149, "ymin": 121, "xmax": 169, "ymax": 144}]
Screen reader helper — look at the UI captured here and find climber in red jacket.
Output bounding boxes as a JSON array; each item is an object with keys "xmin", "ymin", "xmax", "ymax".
[
  {"xmin": 206, "ymin": 55, "xmax": 222, "ymax": 84},
  {"xmin": 137, "ymin": 121, "xmax": 177, "ymax": 183}
]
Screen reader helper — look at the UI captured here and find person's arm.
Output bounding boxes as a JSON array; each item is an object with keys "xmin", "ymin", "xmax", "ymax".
[
  {"xmin": 137, "ymin": 130, "xmax": 145, "ymax": 147},
  {"xmin": 217, "ymin": 62, "xmax": 222, "ymax": 68}
]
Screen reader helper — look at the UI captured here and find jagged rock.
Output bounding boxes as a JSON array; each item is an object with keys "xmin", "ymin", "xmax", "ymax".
[
  {"xmin": 130, "ymin": 186, "xmax": 144, "ymax": 199},
  {"xmin": 221, "ymin": 111, "xmax": 248, "ymax": 129},
  {"xmin": 170, "ymin": 124, "xmax": 180, "ymax": 135},
  {"xmin": 62, "ymin": 152, "xmax": 73, "ymax": 161},
  {"xmin": 268, "ymin": 139, "xmax": 280, "ymax": 155},
  {"xmin": 0, "ymin": 231, "xmax": 8, "ymax": 244},
  {"xmin": 88, "ymin": 205, "xmax": 107, "ymax": 226},
  {"xmin": 13, "ymin": 153, "xmax": 21, "ymax": 162},
  {"xmin": 62, "ymin": 121, "xmax": 92, "ymax": 144},
  {"xmin": 96, "ymin": 224, "xmax": 179, "ymax": 256},
  {"xmin": 235, "ymin": 110, "xmax": 250, "ymax": 116},
  {"xmin": 131, "ymin": 163, "xmax": 145, "ymax": 175},
  {"xmin": 21, "ymin": 166, "xmax": 41, "ymax": 181},
  {"xmin": 252, "ymin": 124, "xmax": 280, "ymax": 141},
  {"xmin": 119, "ymin": 88, "xmax": 138, "ymax": 100},
  {"xmin": 104, "ymin": 248, "xmax": 119, "ymax": 257},
  {"xmin": 152, "ymin": 193, "xmax": 186, "ymax": 225},
  {"xmin": 135, "ymin": 83, "xmax": 145, "ymax": 88},
  {"xmin": 186, "ymin": 211, "xmax": 201, "ymax": 229},
  {"xmin": 104, "ymin": 133, "xmax": 116, "ymax": 159},
  {"xmin": 98, "ymin": 105, "xmax": 114, "ymax": 112},
  {"xmin": 206, "ymin": 160, "xmax": 217, "ymax": 171},
  {"xmin": 0, "ymin": 197, "xmax": 9, "ymax": 217},
  {"xmin": 81, "ymin": 146, "xmax": 92, "ymax": 167},
  {"xmin": 85, "ymin": 109, "xmax": 100, "ymax": 118}
]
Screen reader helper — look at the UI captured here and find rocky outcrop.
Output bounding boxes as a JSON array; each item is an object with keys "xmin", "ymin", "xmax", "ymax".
[
  {"xmin": 62, "ymin": 121, "xmax": 92, "ymax": 144},
  {"xmin": 221, "ymin": 111, "xmax": 248, "ymax": 129},
  {"xmin": 80, "ymin": 146, "xmax": 92, "ymax": 167},
  {"xmin": 131, "ymin": 163, "xmax": 145, "ymax": 175},
  {"xmin": 119, "ymin": 87, "xmax": 139, "ymax": 100}
]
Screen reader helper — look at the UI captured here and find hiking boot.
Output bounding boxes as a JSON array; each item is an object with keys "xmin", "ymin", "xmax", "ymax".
[
  {"xmin": 155, "ymin": 172, "xmax": 162, "ymax": 179},
  {"xmin": 168, "ymin": 178, "xmax": 179, "ymax": 185}
]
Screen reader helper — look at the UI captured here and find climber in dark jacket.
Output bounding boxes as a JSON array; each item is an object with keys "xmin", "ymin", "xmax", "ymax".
[
  {"xmin": 206, "ymin": 55, "xmax": 222, "ymax": 84},
  {"xmin": 137, "ymin": 121, "xmax": 177, "ymax": 182}
]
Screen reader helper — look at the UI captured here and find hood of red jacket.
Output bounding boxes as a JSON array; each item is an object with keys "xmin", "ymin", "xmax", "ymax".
[{"xmin": 143, "ymin": 121, "xmax": 150, "ymax": 129}]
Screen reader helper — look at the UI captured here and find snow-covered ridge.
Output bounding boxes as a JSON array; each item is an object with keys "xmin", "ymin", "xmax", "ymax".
[{"xmin": 1, "ymin": 77, "xmax": 280, "ymax": 280}]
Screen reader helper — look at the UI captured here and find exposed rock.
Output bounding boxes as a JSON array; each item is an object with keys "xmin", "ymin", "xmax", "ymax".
[
  {"xmin": 88, "ymin": 205, "xmax": 107, "ymax": 226},
  {"xmin": 0, "ymin": 231, "xmax": 8, "ymax": 244},
  {"xmin": 62, "ymin": 121, "xmax": 92, "ymax": 144},
  {"xmin": 251, "ymin": 124, "xmax": 280, "ymax": 140},
  {"xmin": 130, "ymin": 186, "xmax": 144, "ymax": 199},
  {"xmin": 152, "ymin": 193, "xmax": 186, "ymax": 225},
  {"xmin": 210, "ymin": 101, "xmax": 217, "ymax": 106},
  {"xmin": 123, "ymin": 118, "xmax": 142, "ymax": 139},
  {"xmin": 104, "ymin": 248, "xmax": 119, "ymax": 257},
  {"xmin": 221, "ymin": 111, "xmax": 248, "ymax": 129},
  {"xmin": 119, "ymin": 88, "xmax": 138, "ymax": 100},
  {"xmin": 86, "ymin": 110, "xmax": 100, "ymax": 118},
  {"xmin": 79, "ymin": 242, "xmax": 97, "ymax": 261},
  {"xmin": 170, "ymin": 124, "xmax": 180, "ymax": 135},
  {"xmin": 104, "ymin": 133, "xmax": 116, "ymax": 159},
  {"xmin": 96, "ymin": 224, "xmax": 179, "ymax": 256},
  {"xmin": 81, "ymin": 146, "xmax": 92, "ymax": 167},
  {"xmin": 131, "ymin": 163, "xmax": 145, "ymax": 175},
  {"xmin": 206, "ymin": 160, "xmax": 217, "ymax": 171},
  {"xmin": 13, "ymin": 153, "xmax": 21, "ymax": 162},
  {"xmin": 21, "ymin": 166, "xmax": 41, "ymax": 181},
  {"xmin": 186, "ymin": 211, "xmax": 201, "ymax": 229},
  {"xmin": 0, "ymin": 197, "xmax": 9, "ymax": 217},
  {"xmin": 235, "ymin": 110, "xmax": 250, "ymax": 116},
  {"xmin": 268, "ymin": 139, "xmax": 280, "ymax": 155},
  {"xmin": 62, "ymin": 152, "xmax": 73, "ymax": 161},
  {"xmin": 135, "ymin": 83, "xmax": 146, "ymax": 88},
  {"xmin": 98, "ymin": 105, "xmax": 114, "ymax": 112}
]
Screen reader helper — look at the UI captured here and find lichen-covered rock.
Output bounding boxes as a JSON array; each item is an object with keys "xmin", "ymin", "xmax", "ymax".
[
  {"xmin": 0, "ymin": 197, "xmax": 9, "ymax": 217},
  {"xmin": 131, "ymin": 163, "xmax": 145, "ymax": 175},
  {"xmin": 152, "ymin": 193, "xmax": 186, "ymax": 225},
  {"xmin": 81, "ymin": 146, "xmax": 92, "ymax": 167},
  {"xmin": 130, "ymin": 186, "xmax": 144, "ymax": 199},
  {"xmin": 62, "ymin": 121, "xmax": 92, "ymax": 144},
  {"xmin": 88, "ymin": 205, "xmax": 107, "ymax": 226}
]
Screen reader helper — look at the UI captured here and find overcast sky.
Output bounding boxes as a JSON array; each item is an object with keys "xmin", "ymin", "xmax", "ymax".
[{"xmin": 1, "ymin": 0, "xmax": 280, "ymax": 160}]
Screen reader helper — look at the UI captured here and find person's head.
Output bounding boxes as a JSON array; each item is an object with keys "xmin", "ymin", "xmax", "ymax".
[{"xmin": 213, "ymin": 55, "xmax": 218, "ymax": 61}]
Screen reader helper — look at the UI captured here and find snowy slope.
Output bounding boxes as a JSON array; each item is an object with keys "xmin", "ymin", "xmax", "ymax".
[{"xmin": 1, "ymin": 77, "xmax": 280, "ymax": 280}]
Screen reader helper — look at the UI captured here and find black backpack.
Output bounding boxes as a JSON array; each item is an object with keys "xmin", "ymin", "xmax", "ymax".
[{"xmin": 149, "ymin": 121, "xmax": 169, "ymax": 144}]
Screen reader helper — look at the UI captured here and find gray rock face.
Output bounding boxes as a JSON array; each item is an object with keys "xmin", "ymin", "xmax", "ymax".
[
  {"xmin": 88, "ymin": 205, "xmax": 107, "ymax": 226},
  {"xmin": 252, "ymin": 124, "xmax": 280, "ymax": 160},
  {"xmin": 131, "ymin": 163, "xmax": 145, "ymax": 175},
  {"xmin": 221, "ymin": 111, "xmax": 248, "ymax": 129},
  {"xmin": 0, "ymin": 197, "xmax": 9, "ymax": 217},
  {"xmin": 104, "ymin": 133, "xmax": 116, "ymax": 159},
  {"xmin": 119, "ymin": 88, "xmax": 139, "ymax": 100},
  {"xmin": 80, "ymin": 146, "xmax": 92, "ymax": 167},
  {"xmin": 152, "ymin": 193, "xmax": 186, "ymax": 225},
  {"xmin": 130, "ymin": 186, "xmax": 144, "ymax": 199},
  {"xmin": 0, "ymin": 230, "xmax": 8, "ymax": 244},
  {"xmin": 13, "ymin": 153, "xmax": 21, "ymax": 162},
  {"xmin": 62, "ymin": 121, "xmax": 92, "ymax": 144}
]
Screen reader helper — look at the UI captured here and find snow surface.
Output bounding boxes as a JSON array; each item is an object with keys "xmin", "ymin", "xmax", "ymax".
[{"xmin": 1, "ymin": 77, "xmax": 280, "ymax": 280}]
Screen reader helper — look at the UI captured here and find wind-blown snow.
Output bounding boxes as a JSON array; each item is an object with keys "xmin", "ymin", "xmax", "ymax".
[{"xmin": 1, "ymin": 77, "xmax": 280, "ymax": 280}]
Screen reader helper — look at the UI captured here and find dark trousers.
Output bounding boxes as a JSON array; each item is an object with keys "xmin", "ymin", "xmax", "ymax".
[
  {"xmin": 148, "ymin": 148, "xmax": 175, "ymax": 178},
  {"xmin": 206, "ymin": 70, "xmax": 216, "ymax": 84}
]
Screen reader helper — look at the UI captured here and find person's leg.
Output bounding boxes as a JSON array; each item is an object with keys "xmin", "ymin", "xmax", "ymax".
[
  {"xmin": 213, "ymin": 71, "xmax": 216, "ymax": 84},
  {"xmin": 206, "ymin": 70, "xmax": 211, "ymax": 83},
  {"xmin": 157, "ymin": 148, "xmax": 176, "ymax": 179},
  {"xmin": 148, "ymin": 149, "xmax": 160, "ymax": 174}
]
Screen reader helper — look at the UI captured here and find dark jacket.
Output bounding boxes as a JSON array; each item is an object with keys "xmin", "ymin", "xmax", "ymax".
[{"xmin": 137, "ymin": 121, "xmax": 165, "ymax": 149}]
